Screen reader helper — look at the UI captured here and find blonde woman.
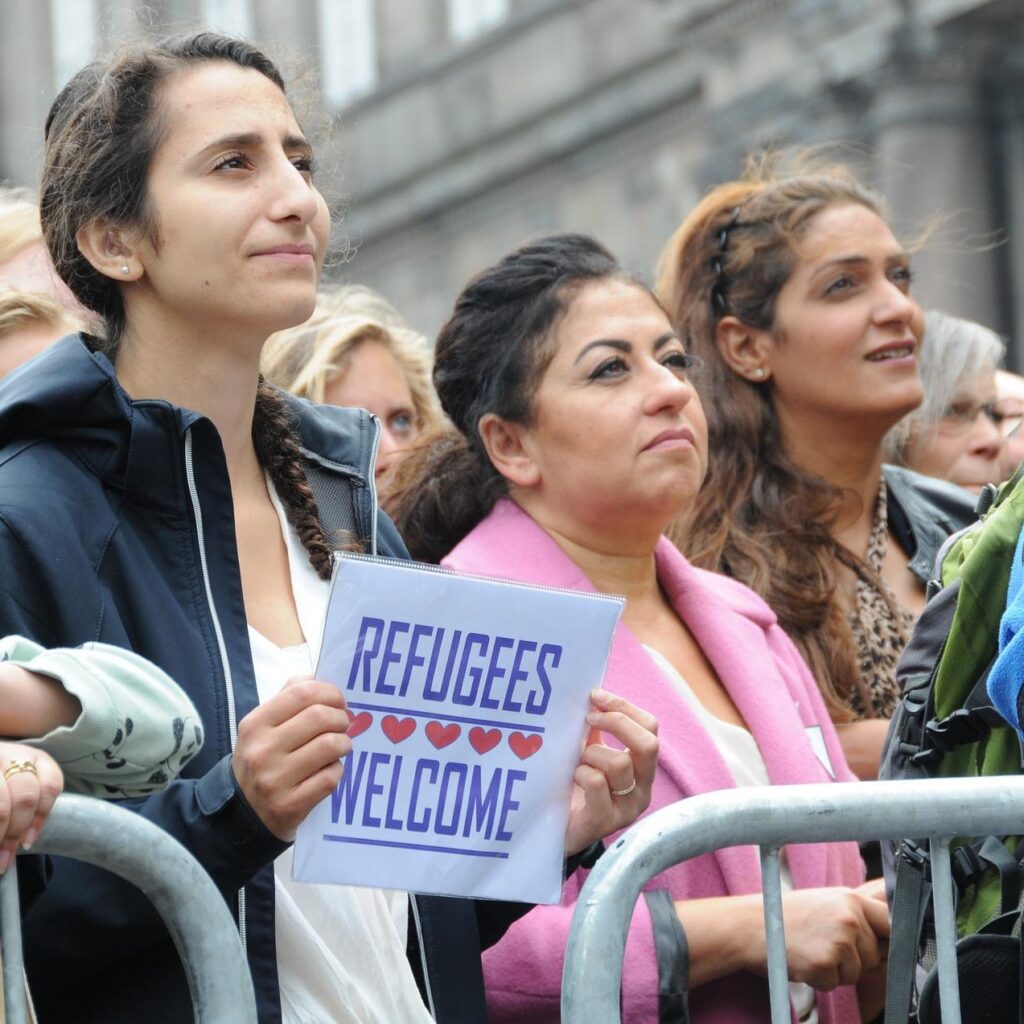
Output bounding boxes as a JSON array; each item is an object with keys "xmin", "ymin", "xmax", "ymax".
[
  {"xmin": 0, "ymin": 287, "xmax": 82, "ymax": 377},
  {"xmin": 0, "ymin": 187, "xmax": 74, "ymax": 304},
  {"xmin": 263, "ymin": 284, "xmax": 443, "ymax": 478}
]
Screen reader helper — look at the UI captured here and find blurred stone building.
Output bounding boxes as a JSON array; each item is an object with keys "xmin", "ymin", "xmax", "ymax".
[{"xmin": 1, "ymin": 0, "xmax": 1021, "ymax": 354}]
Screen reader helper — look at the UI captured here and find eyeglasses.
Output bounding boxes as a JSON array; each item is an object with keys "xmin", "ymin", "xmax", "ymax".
[{"xmin": 939, "ymin": 399, "xmax": 1023, "ymax": 436}]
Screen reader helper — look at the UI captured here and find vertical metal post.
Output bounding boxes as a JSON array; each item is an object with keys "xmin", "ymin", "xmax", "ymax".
[
  {"xmin": 0, "ymin": 865, "xmax": 29, "ymax": 1024},
  {"xmin": 930, "ymin": 838, "xmax": 962, "ymax": 1024},
  {"xmin": 760, "ymin": 845, "xmax": 791, "ymax": 1024}
]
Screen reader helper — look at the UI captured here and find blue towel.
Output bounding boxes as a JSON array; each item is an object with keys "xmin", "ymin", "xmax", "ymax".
[{"xmin": 987, "ymin": 526, "xmax": 1024, "ymax": 736}]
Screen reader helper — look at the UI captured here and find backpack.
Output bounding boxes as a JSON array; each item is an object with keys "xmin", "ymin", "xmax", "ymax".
[{"xmin": 881, "ymin": 467, "xmax": 1024, "ymax": 1024}]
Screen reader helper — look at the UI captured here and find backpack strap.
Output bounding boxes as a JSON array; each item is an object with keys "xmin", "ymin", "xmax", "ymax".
[
  {"xmin": 885, "ymin": 840, "xmax": 933, "ymax": 1024},
  {"xmin": 912, "ymin": 658, "xmax": 1002, "ymax": 770},
  {"xmin": 977, "ymin": 836, "xmax": 1022, "ymax": 916}
]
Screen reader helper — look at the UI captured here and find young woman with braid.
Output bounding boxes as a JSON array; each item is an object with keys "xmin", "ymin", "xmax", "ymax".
[
  {"xmin": 0, "ymin": 32, "xmax": 656, "ymax": 1024},
  {"xmin": 656, "ymin": 156, "xmax": 975, "ymax": 779}
]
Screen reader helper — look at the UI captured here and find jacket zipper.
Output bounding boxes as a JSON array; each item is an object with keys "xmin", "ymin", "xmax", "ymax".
[
  {"xmin": 409, "ymin": 894, "xmax": 437, "ymax": 1019},
  {"xmin": 184, "ymin": 429, "xmax": 248, "ymax": 954},
  {"xmin": 367, "ymin": 415, "xmax": 381, "ymax": 556}
]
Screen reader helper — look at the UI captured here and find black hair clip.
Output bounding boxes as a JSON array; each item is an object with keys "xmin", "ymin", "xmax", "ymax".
[{"xmin": 710, "ymin": 206, "xmax": 742, "ymax": 316}]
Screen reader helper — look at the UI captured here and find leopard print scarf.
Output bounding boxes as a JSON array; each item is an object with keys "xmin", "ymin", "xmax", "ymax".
[{"xmin": 847, "ymin": 480, "xmax": 915, "ymax": 720}]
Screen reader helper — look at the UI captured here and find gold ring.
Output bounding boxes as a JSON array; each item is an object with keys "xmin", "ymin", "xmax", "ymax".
[
  {"xmin": 611, "ymin": 778, "xmax": 636, "ymax": 798},
  {"xmin": 3, "ymin": 759, "xmax": 38, "ymax": 781}
]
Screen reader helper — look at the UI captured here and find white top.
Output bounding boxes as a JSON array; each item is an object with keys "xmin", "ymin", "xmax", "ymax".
[
  {"xmin": 644, "ymin": 645, "xmax": 818, "ymax": 1024},
  {"xmin": 246, "ymin": 482, "xmax": 433, "ymax": 1024}
]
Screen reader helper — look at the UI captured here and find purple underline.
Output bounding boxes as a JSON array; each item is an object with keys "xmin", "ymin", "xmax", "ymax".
[
  {"xmin": 345, "ymin": 701, "xmax": 545, "ymax": 734},
  {"xmin": 321, "ymin": 834, "xmax": 510, "ymax": 858}
]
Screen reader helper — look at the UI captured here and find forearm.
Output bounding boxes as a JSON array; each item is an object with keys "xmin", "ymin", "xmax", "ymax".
[
  {"xmin": 833, "ymin": 719, "xmax": 890, "ymax": 780},
  {"xmin": 0, "ymin": 664, "xmax": 81, "ymax": 737},
  {"xmin": 674, "ymin": 894, "xmax": 764, "ymax": 988}
]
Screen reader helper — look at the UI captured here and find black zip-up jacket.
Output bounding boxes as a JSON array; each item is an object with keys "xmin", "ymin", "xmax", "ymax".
[{"xmin": 0, "ymin": 336, "xmax": 530, "ymax": 1023}]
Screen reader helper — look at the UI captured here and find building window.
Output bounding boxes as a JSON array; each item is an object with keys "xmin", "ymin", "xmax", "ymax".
[
  {"xmin": 200, "ymin": 0, "xmax": 254, "ymax": 38},
  {"xmin": 50, "ymin": 0, "xmax": 98, "ymax": 91},
  {"xmin": 318, "ymin": 0, "xmax": 377, "ymax": 109},
  {"xmin": 448, "ymin": 0, "xmax": 509, "ymax": 42}
]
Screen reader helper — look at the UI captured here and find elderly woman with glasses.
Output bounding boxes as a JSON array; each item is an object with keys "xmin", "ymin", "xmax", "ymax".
[{"xmin": 886, "ymin": 310, "xmax": 1007, "ymax": 493}]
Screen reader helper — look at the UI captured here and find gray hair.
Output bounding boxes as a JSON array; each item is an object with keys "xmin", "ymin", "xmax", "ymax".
[{"xmin": 886, "ymin": 310, "xmax": 1005, "ymax": 462}]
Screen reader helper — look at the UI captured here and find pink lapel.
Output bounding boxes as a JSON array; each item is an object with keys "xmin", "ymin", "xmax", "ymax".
[
  {"xmin": 444, "ymin": 499, "xmax": 832, "ymax": 892},
  {"xmin": 656, "ymin": 543, "xmax": 831, "ymax": 889}
]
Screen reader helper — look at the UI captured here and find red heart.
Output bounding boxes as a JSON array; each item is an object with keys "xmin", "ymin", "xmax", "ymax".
[
  {"xmin": 426, "ymin": 721, "xmax": 461, "ymax": 749},
  {"xmin": 381, "ymin": 715, "xmax": 416, "ymax": 744},
  {"xmin": 347, "ymin": 711, "xmax": 373, "ymax": 739},
  {"xmin": 509, "ymin": 732, "xmax": 543, "ymax": 760},
  {"xmin": 469, "ymin": 727, "xmax": 502, "ymax": 754}
]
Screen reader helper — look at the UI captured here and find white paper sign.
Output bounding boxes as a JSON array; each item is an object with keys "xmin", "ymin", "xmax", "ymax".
[{"xmin": 293, "ymin": 554, "xmax": 623, "ymax": 904}]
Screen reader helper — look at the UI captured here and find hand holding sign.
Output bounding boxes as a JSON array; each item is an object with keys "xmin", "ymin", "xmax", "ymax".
[
  {"xmin": 564, "ymin": 688, "xmax": 658, "ymax": 856},
  {"xmin": 232, "ymin": 677, "xmax": 352, "ymax": 841}
]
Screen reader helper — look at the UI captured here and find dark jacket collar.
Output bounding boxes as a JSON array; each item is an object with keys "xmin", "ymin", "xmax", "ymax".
[
  {"xmin": 884, "ymin": 463, "xmax": 978, "ymax": 583},
  {"xmin": 0, "ymin": 333, "xmax": 374, "ymax": 503}
]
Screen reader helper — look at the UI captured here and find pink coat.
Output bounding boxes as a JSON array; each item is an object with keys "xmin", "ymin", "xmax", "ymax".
[{"xmin": 442, "ymin": 499, "xmax": 865, "ymax": 1024}]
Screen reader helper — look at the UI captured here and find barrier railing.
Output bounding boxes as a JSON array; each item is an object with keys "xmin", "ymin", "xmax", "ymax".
[
  {"xmin": 562, "ymin": 776, "xmax": 1024, "ymax": 1024},
  {"xmin": 0, "ymin": 794, "xmax": 257, "ymax": 1024}
]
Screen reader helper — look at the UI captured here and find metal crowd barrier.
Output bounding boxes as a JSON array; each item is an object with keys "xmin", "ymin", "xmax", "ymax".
[
  {"xmin": 0, "ymin": 794, "xmax": 257, "ymax": 1024},
  {"xmin": 562, "ymin": 775, "xmax": 1024, "ymax": 1024}
]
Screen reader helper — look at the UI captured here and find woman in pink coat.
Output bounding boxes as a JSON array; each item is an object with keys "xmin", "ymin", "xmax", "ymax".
[{"xmin": 389, "ymin": 234, "xmax": 886, "ymax": 1024}]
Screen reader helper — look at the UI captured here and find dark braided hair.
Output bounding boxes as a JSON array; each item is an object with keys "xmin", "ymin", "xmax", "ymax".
[
  {"xmin": 252, "ymin": 380, "xmax": 338, "ymax": 579},
  {"xmin": 386, "ymin": 233, "xmax": 650, "ymax": 562},
  {"xmin": 40, "ymin": 32, "xmax": 346, "ymax": 575}
]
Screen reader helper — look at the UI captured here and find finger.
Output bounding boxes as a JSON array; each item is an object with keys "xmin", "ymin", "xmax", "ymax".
[
  {"xmin": 272, "ymin": 702, "xmax": 352, "ymax": 755},
  {"xmin": 278, "ymin": 731, "xmax": 353, "ymax": 791},
  {"xmin": 856, "ymin": 877, "xmax": 887, "ymax": 902},
  {"xmin": 292, "ymin": 757, "xmax": 347, "ymax": 809},
  {"xmin": 850, "ymin": 911, "xmax": 881, "ymax": 974},
  {"xmin": 1, "ymin": 770, "xmax": 41, "ymax": 861},
  {"xmin": 257, "ymin": 758, "xmax": 347, "ymax": 841},
  {"xmin": 859, "ymin": 892, "xmax": 892, "ymax": 938},
  {"xmin": 835, "ymin": 946, "xmax": 863, "ymax": 988},
  {"xmin": 0, "ymin": 780, "xmax": 10, "ymax": 868},
  {"xmin": 24, "ymin": 752, "xmax": 63, "ymax": 850},
  {"xmin": 573, "ymin": 763, "xmax": 615, "ymax": 821},
  {"xmin": 283, "ymin": 759, "xmax": 348, "ymax": 829},
  {"xmin": 586, "ymin": 709, "xmax": 658, "ymax": 786},
  {"xmin": 590, "ymin": 690, "xmax": 658, "ymax": 737},
  {"xmin": 579, "ymin": 744, "xmax": 636, "ymax": 795},
  {"xmin": 287, "ymin": 675, "xmax": 348, "ymax": 710},
  {"xmin": 254, "ymin": 680, "xmax": 348, "ymax": 728}
]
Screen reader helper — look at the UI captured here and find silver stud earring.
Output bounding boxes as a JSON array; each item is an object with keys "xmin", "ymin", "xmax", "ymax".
[
  {"xmin": 753, "ymin": 367, "xmax": 766, "ymax": 379},
  {"xmin": 121, "ymin": 264, "xmax": 130, "ymax": 275}
]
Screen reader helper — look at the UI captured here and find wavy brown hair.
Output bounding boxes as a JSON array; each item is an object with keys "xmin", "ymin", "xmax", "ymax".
[
  {"xmin": 40, "ymin": 32, "xmax": 344, "ymax": 578},
  {"xmin": 656, "ymin": 153, "xmax": 894, "ymax": 719}
]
